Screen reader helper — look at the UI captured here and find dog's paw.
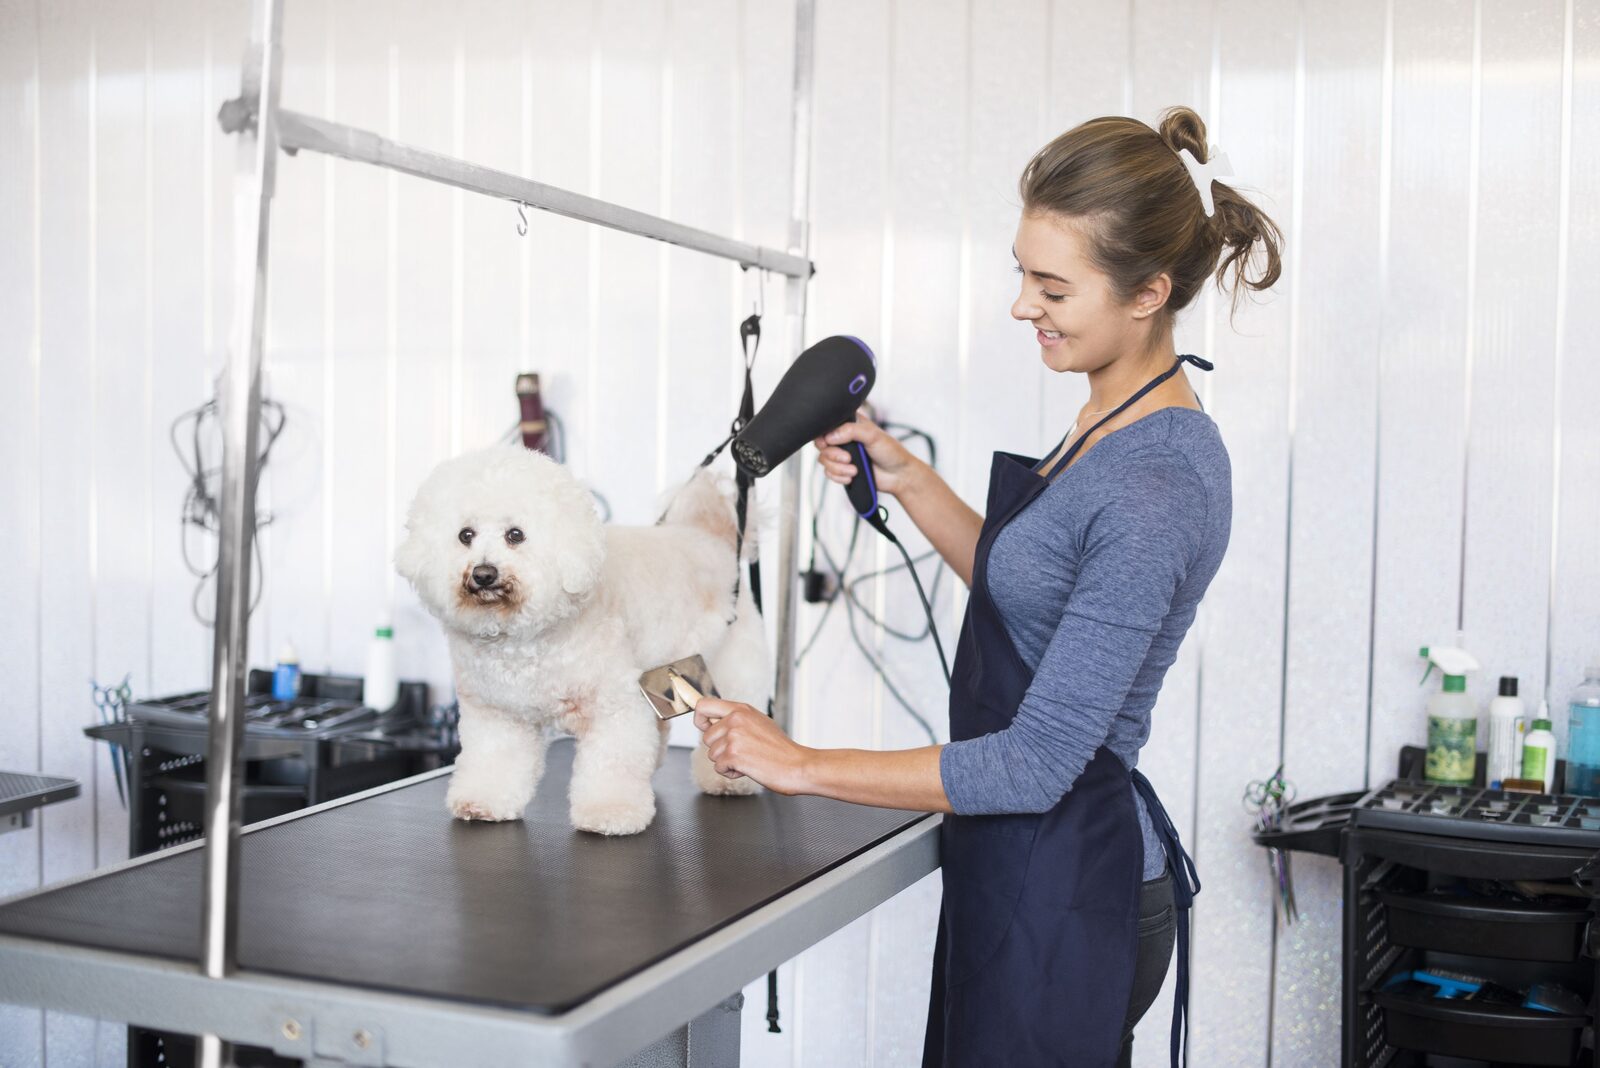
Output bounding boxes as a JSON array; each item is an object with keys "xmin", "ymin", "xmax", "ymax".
[
  {"xmin": 570, "ymin": 795, "xmax": 656, "ymax": 836},
  {"xmin": 446, "ymin": 785, "xmax": 529, "ymax": 822},
  {"xmin": 691, "ymin": 742, "xmax": 761, "ymax": 797}
]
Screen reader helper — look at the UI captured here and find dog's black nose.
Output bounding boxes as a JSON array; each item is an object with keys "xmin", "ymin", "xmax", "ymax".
[{"xmin": 471, "ymin": 564, "xmax": 499, "ymax": 589}]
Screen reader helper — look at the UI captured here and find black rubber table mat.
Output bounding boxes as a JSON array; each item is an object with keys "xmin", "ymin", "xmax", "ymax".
[
  {"xmin": 0, "ymin": 741, "xmax": 927, "ymax": 1014},
  {"xmin": 0, "ymin": 772, "xmax": 80, "ymax": 818}
]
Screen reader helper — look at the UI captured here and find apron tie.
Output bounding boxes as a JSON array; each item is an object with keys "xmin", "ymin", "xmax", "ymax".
[{"xmin": 1132, "ymin": 770, "xmax": 1201, "ymax": 1068}]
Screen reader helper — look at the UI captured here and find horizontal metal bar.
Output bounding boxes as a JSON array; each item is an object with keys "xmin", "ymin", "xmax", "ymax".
[
  {"xmin": 0, "ymin": 815, "xmax": 940, "ymax": 1067},
  {"xmin": 273, "ymin": 109, "xmax": 814, "ymax": 280}
]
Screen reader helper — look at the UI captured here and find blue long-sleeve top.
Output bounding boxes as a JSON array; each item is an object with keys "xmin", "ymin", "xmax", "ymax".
[{"xmin": 939, "ymin": 406, "xmax": 1232, "ymax": 878}]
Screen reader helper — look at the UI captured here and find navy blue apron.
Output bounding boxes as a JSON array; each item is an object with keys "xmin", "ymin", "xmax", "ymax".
[{"xmin": 923, "ymin": 357, "xmax": 1206, "ymax": 1068}]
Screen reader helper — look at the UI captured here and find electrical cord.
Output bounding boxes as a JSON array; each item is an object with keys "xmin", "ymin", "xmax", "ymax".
[
  {"xmin": 797, "ymin": 422, "xmax": 950, "ymax": 745},
  {"xmin": 171, "ymin": 389, "xmax": 286, "ymax": 626}
]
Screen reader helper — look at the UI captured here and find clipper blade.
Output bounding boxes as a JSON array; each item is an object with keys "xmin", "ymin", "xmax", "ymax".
[{"xmin": 638, "ymin": 654, "xmax": 720, "ymax": 720}]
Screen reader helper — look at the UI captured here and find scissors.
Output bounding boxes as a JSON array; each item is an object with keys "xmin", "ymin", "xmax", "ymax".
[
  {"xmin": 90, "ymin": 674, "xmax": 133, "ymax": 809},
  {"xmin": 1245, "ymin": 763, "xmax": 1299, "ymax": 925}
]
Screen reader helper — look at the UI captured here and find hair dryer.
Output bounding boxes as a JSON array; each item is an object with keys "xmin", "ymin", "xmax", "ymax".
[{"xmin": 731, "ymin": 335, "xmax": 880, "ymax": 518}]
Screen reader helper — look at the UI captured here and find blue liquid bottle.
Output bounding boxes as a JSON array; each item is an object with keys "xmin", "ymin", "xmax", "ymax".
[{"xmin": 1564, "ymin": 663, "xmax": 1600, "ymax": 796}]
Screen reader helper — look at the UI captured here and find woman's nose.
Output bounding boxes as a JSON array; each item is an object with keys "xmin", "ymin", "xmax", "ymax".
[{"xmin": 1011, "ymin": 290, "xmax": 1039, "ymax": 322}]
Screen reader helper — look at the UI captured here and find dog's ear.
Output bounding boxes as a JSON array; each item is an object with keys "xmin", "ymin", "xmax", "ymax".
[
  {"xmin": 554, "ymin": 537, "xmax": 604, "ymax": 596},
  {"xmin": 394, "ymin": 524, "xmax": 428, "ymax": 588}
]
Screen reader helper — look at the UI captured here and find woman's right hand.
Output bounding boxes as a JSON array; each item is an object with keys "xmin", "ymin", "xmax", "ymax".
[{"xmin": 812, "ymin": 412, "xmax": 924, "ymax": 500}]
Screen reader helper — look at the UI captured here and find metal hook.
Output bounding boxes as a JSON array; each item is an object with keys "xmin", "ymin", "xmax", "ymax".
[{"xmin": 516, "ymin": 202, "xmax": 529, "ymax": 237}]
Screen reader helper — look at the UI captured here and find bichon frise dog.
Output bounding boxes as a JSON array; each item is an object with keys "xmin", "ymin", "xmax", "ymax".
[{"xmin": 396, "ymin": 444, "xmax": 766, "ymax": 835}]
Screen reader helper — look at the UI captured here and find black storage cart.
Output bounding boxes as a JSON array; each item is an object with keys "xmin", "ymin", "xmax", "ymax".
[
  {"xmin": 1263, "ymin": 750, "xmax": 1600, "ymax": 1068},
  {"xmin": 86, "ymin": 670, "xmax": 455, "ymax": 858}
]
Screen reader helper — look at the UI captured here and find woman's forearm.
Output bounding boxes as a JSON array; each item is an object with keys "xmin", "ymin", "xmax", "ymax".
[
  {"xmin": 801, "ymin": 745, "xmax": 953, "ymax": 813},
  {"xmin": 895, "ymin": 462, "xmax": 984, "ymax": 587}
]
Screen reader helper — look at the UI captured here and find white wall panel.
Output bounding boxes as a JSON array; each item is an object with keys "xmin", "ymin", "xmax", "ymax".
[
  {"xmin": 390, "ymin": 2, "xmax": 462, "ymax": 688},
  {"xmin": 1549, "ymin": 2, "xmax": 1600, "ymax": 722},
  {"xmin": 3, "ymin": 2, "xmax": 1599, "ymax": 1066},
  {"xmin": 262, "ymin": 0, "xmax": 333, "ymax": 685},
  {"xmin": 319, "ymin": 0, "xmax": 392, "ymax": 685},
  {"xmin": 147, "ymin": 0, "xmax": 215, "ymax": 701},
  {"xmin": 86, "ymin": 4, "xmax": 148, "ymax": 1060},
  {"xmin": 1460, "ymin": 0, "xmax": 1566, "ymax": 746},
  {"xmin": 1271, "ymin": 4, "xmax": 1387, "ymax": 1065},
  {"xmin": 0, "ymin": 0, "xmax": 44, "ymax": 1059},
  {"xmin": 35, "ymin": 0, "xmax": 103, "ymax": 1058},
  {"xmin": 1365, "ymin": 0, "xmax": 1474, "ymax": 797}
]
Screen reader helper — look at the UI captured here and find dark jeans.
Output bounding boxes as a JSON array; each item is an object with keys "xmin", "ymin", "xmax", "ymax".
[{"xmin": 1116, "ymin": 871, "xmax": 1177, "ymax": 1068}]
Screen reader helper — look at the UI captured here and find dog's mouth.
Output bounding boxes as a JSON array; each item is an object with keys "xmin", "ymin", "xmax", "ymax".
[{"xmin": 458, "ymin": 573, "xmax": 521, "ymax": 611}]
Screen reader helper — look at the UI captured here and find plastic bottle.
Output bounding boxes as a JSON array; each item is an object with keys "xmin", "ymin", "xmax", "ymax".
[
  {"xmin": 1564, "ymin": 664, "xmax": 1600, "ymax": 796},
  {"xmin": 1522, "ymin": 712, "xmax": 1557, "ymax": 794},
  {"xmin": 1485, "ymin": 676, "xmax": 1525, "ymax": 790},
  {"xmin": 1421, "ymin": 644, "xmax": 1480, "ymax": 786},
  {"xmin": 363, "ymin": 621, "xmax": 399, "ymax": 713},
  {"xmin": 272, "ymin": 641, "xmax": 301, "ymax": 702}
]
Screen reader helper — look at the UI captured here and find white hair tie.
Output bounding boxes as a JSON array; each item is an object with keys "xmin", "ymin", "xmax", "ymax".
[{"xmin": 1175, "ymin": 146, "xmax": 1234, "ymax": 218}]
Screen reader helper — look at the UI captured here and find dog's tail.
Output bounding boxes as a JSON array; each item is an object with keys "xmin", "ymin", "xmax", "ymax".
[{"xmin": 658, "ymin": 467, "xmax": 760, "ymax": 564}]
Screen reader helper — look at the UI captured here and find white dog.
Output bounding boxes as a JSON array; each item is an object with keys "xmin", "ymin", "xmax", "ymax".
[{"xmin": 396, "ymin": 444, "xmax": 765, "ymax": 835}]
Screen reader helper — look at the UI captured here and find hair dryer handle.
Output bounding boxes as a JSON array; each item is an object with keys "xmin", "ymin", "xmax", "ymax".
[{"xmin": 843, "ymin": 441, "xmax": 879, "ymax": 519}]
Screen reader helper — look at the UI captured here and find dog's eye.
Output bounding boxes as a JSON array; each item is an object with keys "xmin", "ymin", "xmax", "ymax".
[
  {"xmin": 505, "ymin": 527, "xmax": 525, "ymax": 545},
  {"xmin": 458, "ymin": 528, "xmax": 475, "ymax": 546}
]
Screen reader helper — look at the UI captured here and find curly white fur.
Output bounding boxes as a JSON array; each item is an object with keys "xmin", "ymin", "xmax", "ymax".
[{"xmin": 396, "ymin": 445, "xmax": 767, "ymax": 835}]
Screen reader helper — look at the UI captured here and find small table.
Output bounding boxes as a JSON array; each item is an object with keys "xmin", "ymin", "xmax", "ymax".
[{"xmin": 0, "ymin": 771, "xmax": 81, "ymax": 835}]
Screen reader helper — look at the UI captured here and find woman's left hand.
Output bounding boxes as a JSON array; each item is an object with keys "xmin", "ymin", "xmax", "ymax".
[{"xmin": 693, "ymin": 698, "xmax": 813, "ymax": 796}]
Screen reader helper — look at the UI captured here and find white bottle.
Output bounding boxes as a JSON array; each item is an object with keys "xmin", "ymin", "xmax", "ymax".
[
  {"xmin": 1485, "ymin": 675, "xmax": 1525, "ymax": 790},
  {"xmin": 1522, "ymin": 709, "xmax": 1557, "ymax": 794},
  {"xmin": 363, "ymin": 620, "xmax": 399, "ymax": 712}
]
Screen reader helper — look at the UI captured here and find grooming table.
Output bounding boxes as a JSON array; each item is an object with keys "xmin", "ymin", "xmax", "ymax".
[
  {"xmin": 0, "ymin": 771, "xmax": 81, "ymax": 835},
  {"xmin": 0, "ymin": 741, "xmax": 939, "ymax": 1067}
]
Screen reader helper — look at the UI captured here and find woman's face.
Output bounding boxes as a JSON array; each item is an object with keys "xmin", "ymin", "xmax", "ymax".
[{"xmin": 1010, "ymin": 211, "xmax": 1149, "ymax": 374}]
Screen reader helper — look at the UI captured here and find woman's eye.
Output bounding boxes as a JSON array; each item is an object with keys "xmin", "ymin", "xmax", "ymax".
[
  {"xmin": 458, "ymin": 528, "xmax": 474, "ymax": 546},
  {"xmin": 1042, "ymin": 291, "xmax": 1067, "ymax": 303},
  {"xmin": 505, "ymin": 528, "xmax": 525, "ymax": 545},
  {"xmin": 1012, "ymin": 264, "xmax": 1024, "ymax": 274}
]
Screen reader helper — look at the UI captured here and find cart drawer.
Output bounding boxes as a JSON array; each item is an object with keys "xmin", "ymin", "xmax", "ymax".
[
  {"xmin": 1373, "ymin": 988, "xmax": 1586, "ymax": 1066},
  {"xmin": 1380, "ymin": 889, "xmax": 1592, "ymax": 962}
]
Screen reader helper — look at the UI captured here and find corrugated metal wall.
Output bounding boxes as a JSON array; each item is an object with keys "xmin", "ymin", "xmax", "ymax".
[{"xmin": 1, "ymin": 0, "xmax": 1596, "ymax": 1065}]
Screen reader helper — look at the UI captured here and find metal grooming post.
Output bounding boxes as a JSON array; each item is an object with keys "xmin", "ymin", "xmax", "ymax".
[
  {"xmin": 200, "ymin": 0, "xmax": 283, "ymax": 1064},
  {"xmin": 200, "ymin": 0, "xmax": 817, "ymax": 1063},
  {"xmin": 771, "ymin": 0, "xmax": 817, "ymax": 737}
]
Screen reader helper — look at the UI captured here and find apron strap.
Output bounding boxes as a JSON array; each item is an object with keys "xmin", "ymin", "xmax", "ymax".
[
  {"xmin": 1131, "ymin": 769, "xmax": 1201, "ymax": 1068},
  {"xmin": 1041, "ymin": 355, "xmax": 1211, "ymax": 483}
]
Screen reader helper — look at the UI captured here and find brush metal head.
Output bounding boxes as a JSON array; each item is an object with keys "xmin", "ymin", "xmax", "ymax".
[{"xmin": 638, "ymin": 654, "xmax": 720, "ymax": 720}]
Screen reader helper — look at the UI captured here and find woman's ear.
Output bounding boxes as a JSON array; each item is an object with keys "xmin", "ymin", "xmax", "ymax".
[{"xmin": 1130, "ymin": 273, "xmax": 1172, "ymax": 320}]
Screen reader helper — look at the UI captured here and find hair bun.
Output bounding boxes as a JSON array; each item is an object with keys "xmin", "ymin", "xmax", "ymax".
[{"xmin": 1158, "ymin": 106, "xmax": 1209, "ymax": 162}]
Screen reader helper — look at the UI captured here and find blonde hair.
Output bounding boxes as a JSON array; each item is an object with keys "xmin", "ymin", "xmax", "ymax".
[{"xmin": 1019, "ymin": 106, "xmax": 1282, "ymax": 321}]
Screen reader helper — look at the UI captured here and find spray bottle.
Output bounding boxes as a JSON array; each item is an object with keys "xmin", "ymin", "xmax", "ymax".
[{"xmin": 1421, "ymin": 644, "xmax": 1480, "ymax": 786}]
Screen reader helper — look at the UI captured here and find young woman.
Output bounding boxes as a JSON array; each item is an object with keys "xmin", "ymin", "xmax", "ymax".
[{"xmin": 693, "ymin": 106, "xmax": 1282, "ymax": 1067}]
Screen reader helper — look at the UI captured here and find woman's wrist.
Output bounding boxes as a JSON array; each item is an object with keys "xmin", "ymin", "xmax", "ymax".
[{"xmin": 888, "ymin": 455, "xmax": 937, "ymax": 504}]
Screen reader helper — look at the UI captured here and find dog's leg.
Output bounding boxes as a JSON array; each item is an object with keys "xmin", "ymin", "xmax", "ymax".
[
  {"xmin": 568, "ymin": 674, "xmax": 660, "ymax": 836},
  {"xmin": 446, "ymin": 700, "xmax": 547, "ymax": 821}
]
